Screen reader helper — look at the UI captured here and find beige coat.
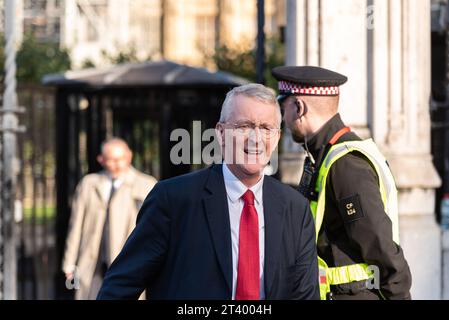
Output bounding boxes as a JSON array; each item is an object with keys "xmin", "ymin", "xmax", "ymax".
[{"xmin": 62, "ymin": 167, "xmax": 157, "ymax": 299}]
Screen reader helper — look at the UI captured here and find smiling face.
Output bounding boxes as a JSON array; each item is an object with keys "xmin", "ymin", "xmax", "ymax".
[{"xmin": 216, "ymin": 94, "xmax": 281, "ymax": 185}]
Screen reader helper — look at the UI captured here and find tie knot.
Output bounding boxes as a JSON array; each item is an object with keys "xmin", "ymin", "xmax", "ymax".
[{"xmin": 242, "ymin": 189, "xmax": 255, "ymax": 205}]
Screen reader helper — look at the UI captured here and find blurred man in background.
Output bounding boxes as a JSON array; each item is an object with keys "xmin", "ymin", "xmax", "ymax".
[{"xmin": 62, "ymin": 138, "xmax": 157, "ymax": 299}]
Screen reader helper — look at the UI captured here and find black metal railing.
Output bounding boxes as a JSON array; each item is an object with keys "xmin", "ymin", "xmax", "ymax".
[{"xmin": 15, "ymin": 84, "xmax": 56, "ymax": 299}]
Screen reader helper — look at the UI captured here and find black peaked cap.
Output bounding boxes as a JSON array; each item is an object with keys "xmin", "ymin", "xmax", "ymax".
[{"xmin": 272, "ymin": 66, "xmax": 348, "ymax": 87}]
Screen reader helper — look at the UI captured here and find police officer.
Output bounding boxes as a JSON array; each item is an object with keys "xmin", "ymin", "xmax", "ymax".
[{"xmin": 271, "ymin": 65, "xmax": 412, "ymax": 300}]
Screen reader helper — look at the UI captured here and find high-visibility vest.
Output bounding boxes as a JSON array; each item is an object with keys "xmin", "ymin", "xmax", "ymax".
[{"xmin": 309, "ymin": 139, "xmax": 399, "ymax": 300}]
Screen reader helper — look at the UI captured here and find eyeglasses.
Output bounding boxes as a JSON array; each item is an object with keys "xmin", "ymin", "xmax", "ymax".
[{"xmin": 222, "ymin": 122, "xmax": 281, "ymax": 137}]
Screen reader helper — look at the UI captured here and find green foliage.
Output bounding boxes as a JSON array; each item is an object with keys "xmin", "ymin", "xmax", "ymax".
[
  {"xmin": 81, "ymin": 58, "xmax": 96, "ymax": 69},
  {"xmin": 264, "ymin": 37, "xmax": 286, "ymax": 90},
  {"xmin": 210, "ymin": 36, "xmax": 285, "ymax": 90},
  {"xmin": 17, "ymin": 33, "xmax": 71, "ymax": 83},
  {"xmin": 81, "ymin": 47, "xmax": 156, "ymax": 68},
  {"xmin": 101, "ymin": 47, "xmax": 141, "ymax": 65},
  {"xmin": 24, "ymin": 206, "xmax": 56, "ymax": 224},
  {"xmin": 0, "ymin": 32, "xmax": 71, "ymax": 83},
  {"xmin": 213, "ymin": 45, "xmax": 256, "ymax": 82}
]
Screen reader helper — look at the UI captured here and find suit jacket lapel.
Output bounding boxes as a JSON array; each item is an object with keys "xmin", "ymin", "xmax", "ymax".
[
  {"xmin": 94, "ymin": 172, "xmax": 109, "ymax": 208},
  {"xmin": 203, "ymin": 164, "xmax": 233, "ymax": 297},
  {"xmin": 263, "ymin": 177, "xmax": 286, "ymax": 298}
]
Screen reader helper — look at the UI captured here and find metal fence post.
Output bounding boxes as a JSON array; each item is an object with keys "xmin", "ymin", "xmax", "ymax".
[{"xmin": 1, "ymin": 0, "xmax": 25, "ymax": 300}]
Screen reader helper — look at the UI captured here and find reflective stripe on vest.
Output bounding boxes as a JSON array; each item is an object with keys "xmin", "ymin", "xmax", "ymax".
[
  {"xmin": 327, "ymin": 263, "xmax": 371, "ymax": 285},
  {"xmin": 310, "ymin": 139, "xmax": 399, "ymax": 299}
]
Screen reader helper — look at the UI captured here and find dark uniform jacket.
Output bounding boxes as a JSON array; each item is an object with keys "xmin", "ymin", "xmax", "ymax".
[{"xmin": 307, "ymin": 113, "xmax": 412, "ymax": 300}]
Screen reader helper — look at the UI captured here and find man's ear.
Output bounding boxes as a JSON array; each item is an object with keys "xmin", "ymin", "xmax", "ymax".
[
  {"xmin": 97, "ymin": 155, "xmax": 103, "ymax": 165},
  {"xmin": 295, "ymin": 98, "xmax": 308, "ymax": 118},
  {"xmin": 295, "ymin": 99, "xmax": 303, "ymax": 116},
  {"xmin": 215, "ymin": 123, "xmax": 225, "ymax": 146}
]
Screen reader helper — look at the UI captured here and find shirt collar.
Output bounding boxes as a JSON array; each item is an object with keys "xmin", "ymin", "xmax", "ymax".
[
  {"xmin": 102, "ymin": 172, "xmax": 124, "ymax": 189},
  {"xmin": 222, "ymin": 163, "xmax": 264, "ymax": 205}
]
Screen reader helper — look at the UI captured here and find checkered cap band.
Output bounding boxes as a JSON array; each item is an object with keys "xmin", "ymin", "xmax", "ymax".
[{"xmin": 279, "ymin": 80, "xmax": 339, "ymax": 96}]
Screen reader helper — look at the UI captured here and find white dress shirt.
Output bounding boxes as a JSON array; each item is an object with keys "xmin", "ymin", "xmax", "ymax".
[
  {"xmin": 101, "ymin": 174, "xmax": 123, "ymax": 204},
  {"xmin": 222, "ymin": 163, "xmax": 265, "ymax": 300}
]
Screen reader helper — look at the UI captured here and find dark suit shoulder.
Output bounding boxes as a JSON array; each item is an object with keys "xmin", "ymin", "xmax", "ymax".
[
  {"xmin": 264, "ymin": 175, "xmax": 309, "ymax": 206},
  {"xmin": 150, "ymin": 165, "xmax": 223, "ymax": 210},
  {"xmin": 157, "ymin": 165, "xmax": 213, "ymax": 190}
]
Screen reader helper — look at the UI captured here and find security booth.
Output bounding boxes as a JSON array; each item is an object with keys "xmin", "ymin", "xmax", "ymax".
[{"xmin": 43, "ymin": 60, "xmax": 247, "ymax": 298}]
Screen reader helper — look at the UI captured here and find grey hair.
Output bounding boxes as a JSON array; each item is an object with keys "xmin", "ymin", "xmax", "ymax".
[
  {"xmin": 100, "ymin": 137, "xmax": 131, "ymax": 154},
  {"xmin": 219, "ymin": 83, "xmax": 282, "ymax": 126}
]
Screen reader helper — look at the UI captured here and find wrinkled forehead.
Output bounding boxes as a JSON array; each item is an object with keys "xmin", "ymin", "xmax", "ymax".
[
  {"xmin": 102, "ymin": 143, "xmax": 131, "ymax": 157},
  {"xmin": 229, "ymin": 95, "xmax": 280, "ymax": 124}
]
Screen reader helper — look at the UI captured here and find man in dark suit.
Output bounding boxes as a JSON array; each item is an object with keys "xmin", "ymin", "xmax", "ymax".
[{"xmin": 97, "ymin": 83, "xmax": 319, "ymax": 300}]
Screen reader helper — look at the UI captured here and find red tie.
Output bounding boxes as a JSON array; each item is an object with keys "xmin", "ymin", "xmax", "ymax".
[{"xmin": 236, "ymin": 189, "xmax": 260, "ymax": 300}]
